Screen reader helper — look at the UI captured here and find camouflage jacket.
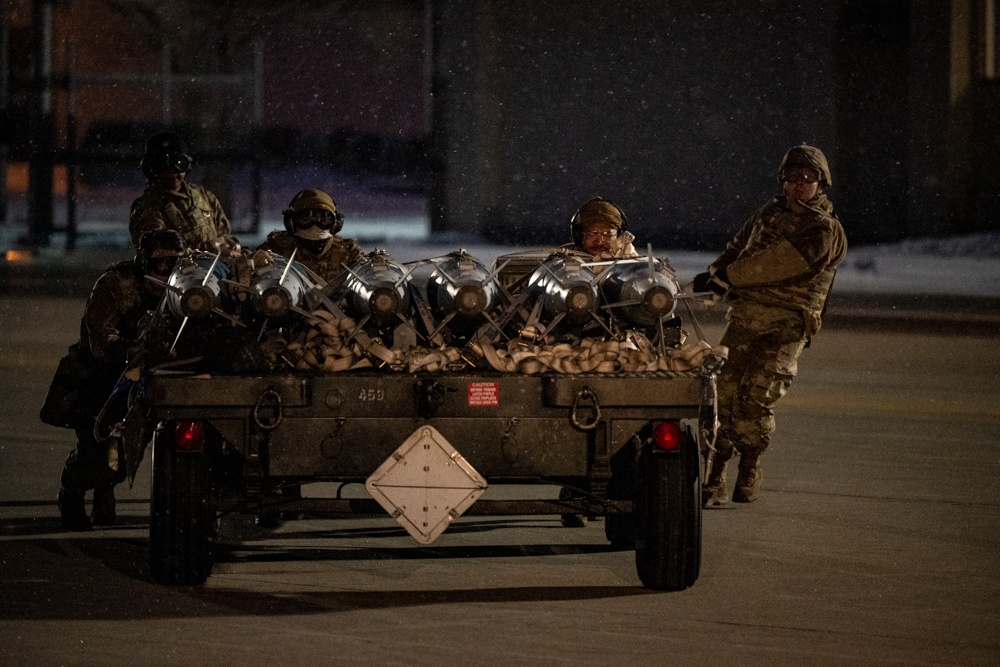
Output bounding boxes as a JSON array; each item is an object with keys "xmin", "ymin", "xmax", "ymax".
[
  {"xmin": 256, "ymin": 231, "xmax": 364, "ymax": 283},
  {"xmin": 79, "ymin": 259, "xmax": 159, "ymax": 374},
  {"xmin": 711, "ymin": 194, "xmax": 847, "ymax": 317},
  {"xmin": 129, "ymin": 181, "xmax": 232, "ymax": 251}
]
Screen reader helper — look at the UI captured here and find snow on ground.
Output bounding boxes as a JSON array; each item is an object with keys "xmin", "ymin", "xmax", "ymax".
[
  {"xmin": 833, "ymin": 231, "xmax": 1000, "ymax": 297},
  {"xmin": 373, "ymin": 231, "xmax": 1000, "ymax": 299},
  {"xmin": 2, "ymin": 204, "xmax": 999, "ymax": 297}
]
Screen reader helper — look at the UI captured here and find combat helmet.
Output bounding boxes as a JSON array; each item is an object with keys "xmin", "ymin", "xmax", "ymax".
[
  {"xmin": 136, "ymin": 228, "xmax": 186, "ymax": 275},
  {"xmin": 778, "ymin": 144, "xmax": 832, "ymax": 188},
  {"xmin": 282, "ymin": 189, "xmax": 344, "ymax": 235},
  {"xmin": 141, "ymin": 132, "xmax": 193, "ymax": 179}
]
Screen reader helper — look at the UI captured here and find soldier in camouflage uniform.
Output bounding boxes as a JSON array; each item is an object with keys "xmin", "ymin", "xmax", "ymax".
[
  {"xmin": 256, "ymin": 189, "xmax": 363, "ymax": 285},
  {"xmin": 129, "ymin": 132, "xmax": 238, "ymax": 254},
  {"xmin": 558, "ymin": 197, "xmax": 640, "ymax": 528},
  {"xmin": 692, "ymin": 145, "xmax": 847, "ymax": 506},
  {"xmin": 51, "ymin": 230, "xmax": 186, "ymax": 530}
]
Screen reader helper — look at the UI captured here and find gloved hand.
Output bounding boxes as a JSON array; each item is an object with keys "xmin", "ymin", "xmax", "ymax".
[
  {"xmin": 692, "ymin": 268, "xmax": 730, "ymax": 296},
  {"xmin": 691, "ymin": 272, "xmax": 712, "ymax": 293}
]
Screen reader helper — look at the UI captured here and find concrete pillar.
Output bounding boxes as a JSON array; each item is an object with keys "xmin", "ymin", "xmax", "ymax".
[{"xmin": 27, "ymin": 0, "xmax": 54, "ymax": 247}]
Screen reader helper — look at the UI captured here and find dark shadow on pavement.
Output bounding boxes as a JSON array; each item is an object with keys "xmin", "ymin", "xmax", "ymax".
[
  {"xmin": 0, "ymin": 515, "xmax": 149, "ymax": 537},
  {"xmin": 0, "ymin": 534, "xmax": 649, "ymax": 622},
  {"xmin": 215, "ymin": 540, "xmax": 624, "ymax": 565}
]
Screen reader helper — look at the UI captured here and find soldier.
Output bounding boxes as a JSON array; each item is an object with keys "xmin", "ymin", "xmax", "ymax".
[
  {"xmin": 253, "ymin": 189, "xmax": 363, "ymax": 527},
  {"xmin": 558, "ymin": 197, "xmax": 639, "ymax": 527},
  {"xmin": 129, "ymin": 132, "xmax": 238, "ymax": 254},
  {"xmin": 567, "ymin": 197, "xmax": 638, "ymax": 259},
  {"xmin": 256, "ymin": 188, "xmax": 364, "ymax": 284},
  {"xmin": 45, "ymin": 230, "xmax": 187, "ymax": 530},
  {"xmin": 691, "ymin": 144, "xmax": 847, "ymax": 506}
]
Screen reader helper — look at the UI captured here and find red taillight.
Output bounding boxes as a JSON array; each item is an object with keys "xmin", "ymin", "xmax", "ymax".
[
  {"xmin": 652, "ymin": 421, "xmax": 683, "ymax": 451},
  {"xmin": 175, "ymin": 421, "xmax": 205, "ymax": 451}
]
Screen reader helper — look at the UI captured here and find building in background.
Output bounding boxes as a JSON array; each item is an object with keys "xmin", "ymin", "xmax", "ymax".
[
  {"xmin": 1, "ymin": 0, "xmax": 428, "ymax": 245},
  {"xmin": 430, "ymin": 0, "xmax": 1000, "ymax": 248},
  {"xmin": 2, "ymin": 0, "xmax": 998, "ymax": 249}
]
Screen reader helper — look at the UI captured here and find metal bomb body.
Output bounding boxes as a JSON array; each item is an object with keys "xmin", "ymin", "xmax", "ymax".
[
  {"xmin": 425, "ymin": 250, "xmax": 499, "ymax": 322},
  {"xmin": 599, "ymin": 257, "xmax": 680, "ymax": 327},
  {"xmin": 251, "ymin": 253, "xmax": 318, "ymax": 318},
  {"xmin": 343, "ymin": 249, "xmax": 412, "ymax": 323},
  {"xmin": 527, "ymin": 254, "xmax": 600, "ymax": 324},
  {"xmin": 164, "ymin": 252, "xmax": 230, "ymax": 319}
]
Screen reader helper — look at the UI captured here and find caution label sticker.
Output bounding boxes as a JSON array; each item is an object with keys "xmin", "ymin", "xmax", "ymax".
[{"xmin": 467, "ymin": 382, "xmax": 499, "ymax": 407}]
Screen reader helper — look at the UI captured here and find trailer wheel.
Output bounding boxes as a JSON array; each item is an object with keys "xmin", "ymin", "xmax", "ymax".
[
  {"xmin": 633, "ymin": 433, "xmax": 701, "ymax": 591},
  {"xmin": 149, "ymin": 422, "xmax": 214, "ymax": 585}
]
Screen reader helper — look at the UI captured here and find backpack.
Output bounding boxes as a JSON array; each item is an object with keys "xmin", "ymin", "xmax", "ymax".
[{"xmin": 39, "ymin": 343, "xmax": 94, "ymax": 429}]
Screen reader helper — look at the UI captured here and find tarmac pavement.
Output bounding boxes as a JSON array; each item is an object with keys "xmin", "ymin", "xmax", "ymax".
[{"xmin": 2, "ymin": 228, "xmax": 999, "ymax": 665}]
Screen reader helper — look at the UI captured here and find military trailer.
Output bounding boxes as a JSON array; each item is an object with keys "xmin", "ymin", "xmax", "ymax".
[{"xmin": 129, "ymin": 247, "xmax": 724, "ymax": 591}]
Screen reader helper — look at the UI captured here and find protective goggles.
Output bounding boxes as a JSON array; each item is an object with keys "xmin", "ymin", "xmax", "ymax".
[
  {"xmin": 583, "ymin": 229, "xmax": 618, "ymax": 240},
  {"xmin": 149, "ymin": 152, "xmax": 192, "ymax": 174},
  {"xmin": 292, "ymin": 210, "xmax": 337, "ymax": 229},
  {"xmin": 780, "ymin": 166, "xmax": 821, "ymax": 184}
]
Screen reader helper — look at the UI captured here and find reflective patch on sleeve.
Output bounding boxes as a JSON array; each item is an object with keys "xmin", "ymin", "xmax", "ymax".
[{"xmin": 727, "ymin": 239, "xmax": 811, "ymax": 286}]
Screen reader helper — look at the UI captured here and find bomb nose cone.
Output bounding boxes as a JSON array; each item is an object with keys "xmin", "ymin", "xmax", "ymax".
[
  {"xmin": 454, "ymin": 284, "xmax": 488, "ymax": 316},
  {"xmin": 259, "ymin": 286, "xmax": 292, "ymax": 317},
  {"xmin": 370, "ymin": 286, "xmax": 401, "ymax": 317},
  {"xmin": 643, "ymin": 286, "xmax": 674, "ymax": 316},
  {"xmin": 566, "ymin": 285, "xmax": 596, "ymax": 316},
  {"xmin": 180, "ymin": 286, "xmax": 216, "ymax": 318}
]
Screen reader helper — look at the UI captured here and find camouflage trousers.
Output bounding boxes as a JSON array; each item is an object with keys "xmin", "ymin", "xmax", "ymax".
[
  {"xmin": 61, "ymin": 421, "xmax": 122, "ymax": 492},
  {"xmin": 714, "ymin": 301, "xmax": 809, "ymax": 462}
]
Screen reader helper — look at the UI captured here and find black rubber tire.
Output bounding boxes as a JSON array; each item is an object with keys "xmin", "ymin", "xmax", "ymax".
[
  {"xmin": 633, "ymin": 434, "xmax": 702, "ymax": 591},
  {"xmin": 149, "ymin": 424, "xmax": 214, "ymax": 585}
]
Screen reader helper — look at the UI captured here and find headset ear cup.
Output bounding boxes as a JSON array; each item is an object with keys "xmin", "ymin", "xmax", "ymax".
[
  {"xmin": 617, "ymin": 205, "xmax": 629, "ymax": 235},
  {"xmin": 570, "ymin": 204, "xmax": 586, "ymax": 247},
  {"xmin": 282, "ymin": 209, "xmax": 294, "ymax": 234},
  {"xmin": 333, "ymin": 211, "xmax": 344, "ymax": 235}
]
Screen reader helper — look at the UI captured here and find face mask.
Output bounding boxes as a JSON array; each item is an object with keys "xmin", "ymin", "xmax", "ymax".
[{"xmin": 295, "ymin": 225, "xmax": 333, "ymax": 242}]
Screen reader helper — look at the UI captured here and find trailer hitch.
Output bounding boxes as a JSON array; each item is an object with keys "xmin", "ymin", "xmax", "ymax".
[
  {"xmin": 570, "ymin": 386, "xmax": 602, "ymax": 430},
  {"xmin": 414, "ymin": 378, "xmax": 447, "ymax": 419},
  {"xmin": 252, "ymin": 387, "xmax": 283, "ymax": 431}
]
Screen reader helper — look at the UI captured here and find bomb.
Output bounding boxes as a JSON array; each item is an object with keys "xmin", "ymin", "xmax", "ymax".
[
  {"xmin": 425, "ymin": 250, "xmax": 499, "ymax": 321},
  {"xmin": 342, "ymin": 249, "xmax": 412, "ymax": 324},
  {"xmin": 599, "ymin": 256, "xmax": 680, "ymax": 327},
  {"xmin": 526, "ymin": 254, "xmax": 600, "ymax": 325},
  {"xmin": 164, "ymin": 252, "xmax": 230, "ymax": 319},
  {"xmin": 251, "ymin": 252, "xmax": 318, "ymax": 318}
]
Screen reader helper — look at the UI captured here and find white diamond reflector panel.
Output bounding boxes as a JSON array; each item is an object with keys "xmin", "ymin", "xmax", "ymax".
[{"xmin": 365, "ymin": 425, "xmax": 487, "ymax": 544}]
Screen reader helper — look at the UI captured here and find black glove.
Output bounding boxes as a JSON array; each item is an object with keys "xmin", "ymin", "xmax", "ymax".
[
  {"xmin": 692, "ymin": 272, "xmax": 712, "ymax": 293},
  {"xmin": 692, "ymin": 268, "xmax": 730, "ymax": 296}
]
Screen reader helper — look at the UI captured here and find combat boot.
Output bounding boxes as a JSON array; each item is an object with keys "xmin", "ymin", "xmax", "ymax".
[
  {"xmin": 732, "ymin": 455, "xmax": 762, "ymax": 503},
  {"xmin": 91, "ymin": 483, "xmax": 117, "ymax": 526},
  {"xmin": 702, "ymin": 454, "xmax": 729, "ymax": 507},
  {"xmin": 559, "ymin": 486, "xmax": 588, "ymax": 527},
  {"xmin": 57, "ymin": 488, "xmax": 91, "ymax": 531}
]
